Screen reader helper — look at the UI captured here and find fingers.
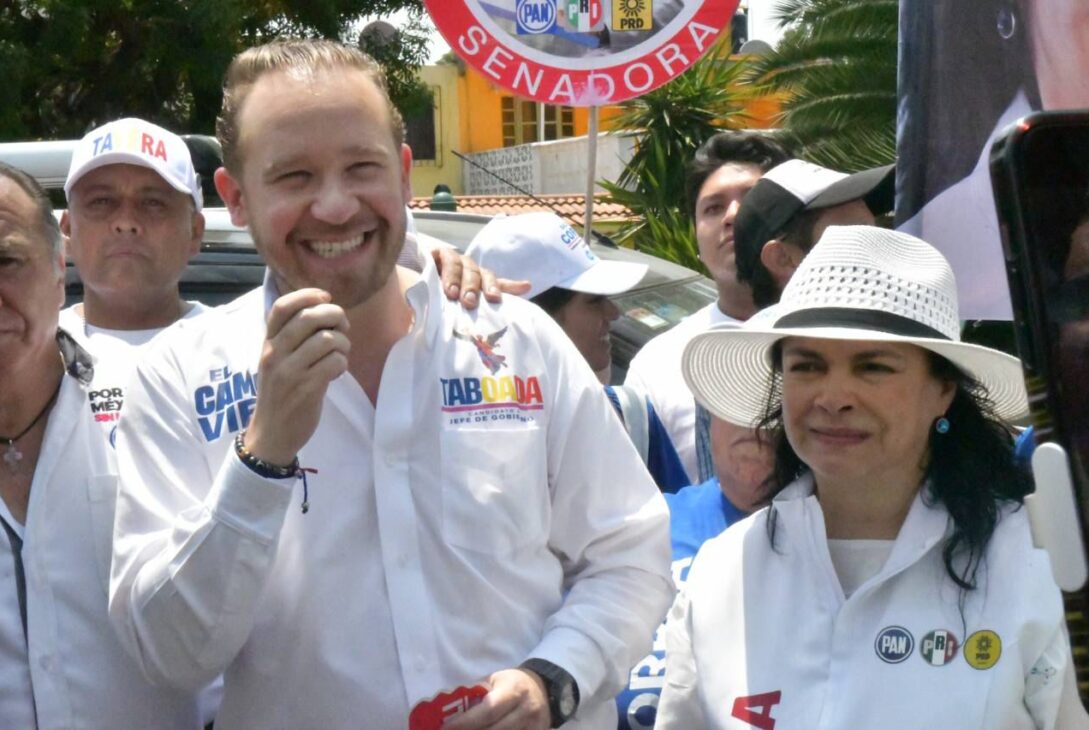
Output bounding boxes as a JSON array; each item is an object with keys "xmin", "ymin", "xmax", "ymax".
[
  {"xmin": 459, "ymin": 262, "xmax": 482, "ymax": 308},
  {"xmin": 433, "ymin": 247, "xmax": 465, "ymax": 303},
  {"xmin": 495, "ymin": 277, "xmax": 532, "ymax": 298},
  {"xmin": 265, "ymin": 288, "xmax": 332, "ymax": 339},
  {"xmin": 267, "ymin": 302, "xmax": 349, "ymax": 359},
  {"xmin": 443, "ymin": 670, "xmax": 549, "ymax": 730},
  {"xmin": 481, "ymin": 269, "xmax": 502, "ymax": 303}
]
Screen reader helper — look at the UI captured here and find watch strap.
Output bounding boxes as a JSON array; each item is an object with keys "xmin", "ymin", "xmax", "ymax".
[{"xmin": 519, "ymin": 658, "xmax": 579, "ymax": 728}]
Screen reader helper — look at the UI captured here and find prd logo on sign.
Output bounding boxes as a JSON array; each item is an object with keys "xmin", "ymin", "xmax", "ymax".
[{"xmin": 425, "ymin": 0, "xmax": 735, "ymax": 106}]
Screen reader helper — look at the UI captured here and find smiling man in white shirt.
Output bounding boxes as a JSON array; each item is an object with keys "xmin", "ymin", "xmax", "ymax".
[{"xmin": 108, "ymin": 38, "xmax": 672, "ymax": 730}]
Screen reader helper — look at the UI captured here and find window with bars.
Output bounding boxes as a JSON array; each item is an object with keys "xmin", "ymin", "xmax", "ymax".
[{"xmin": 501, "ymin": 97, "xmax": 575, "ymax": 146}]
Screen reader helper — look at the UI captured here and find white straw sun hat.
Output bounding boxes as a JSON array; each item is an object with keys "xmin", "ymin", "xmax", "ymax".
[{"xmin": 683, "ymin": 225, "xmax": 1029, "ymax": 426}]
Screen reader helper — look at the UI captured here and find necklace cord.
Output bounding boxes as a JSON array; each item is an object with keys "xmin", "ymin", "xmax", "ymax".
[{"xmin": 0, "ymin": 365, "xmax": 64, "ymax": 446}]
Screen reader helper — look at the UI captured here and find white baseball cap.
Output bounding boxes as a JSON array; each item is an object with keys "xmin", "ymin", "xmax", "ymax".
[
  {"xmin": 64, "ymin": 117, "xmax": 203, "ymax": 211},
  {"xmin": 466, "ymin": 212, "xmax": 647, "ymax": 299}
]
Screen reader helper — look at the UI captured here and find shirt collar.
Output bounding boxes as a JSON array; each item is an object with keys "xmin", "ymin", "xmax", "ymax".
[
  {"xmin": 56, "ymin": 327, "xmax": 95, "ymax": 386},
  {"xmin": 258, "ymin": 254, "xmax": 446, "ymax": 346},
  {"xmin": 772, "ymin": 472, "xmax": 950, "ymax": 569}
]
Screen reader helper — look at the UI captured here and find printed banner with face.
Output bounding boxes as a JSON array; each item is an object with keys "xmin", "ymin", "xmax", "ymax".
[
  {"xmin": 425, "ymin": 0, "xmax": 735, "ymax": 106},
  {"xmin": 895, "ymin": 0, "xmax": 1089, "ymax": 320}
]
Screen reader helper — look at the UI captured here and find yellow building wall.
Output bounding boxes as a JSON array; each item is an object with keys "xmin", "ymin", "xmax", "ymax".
[{"xmin": 410, "ymin": 64, "xmax": 466, "ymax": 197}]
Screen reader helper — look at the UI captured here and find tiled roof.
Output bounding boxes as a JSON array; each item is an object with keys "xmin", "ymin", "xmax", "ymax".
[{"xmin": 409, "ymin": 193, "xmax": 635, "ymax": 222}]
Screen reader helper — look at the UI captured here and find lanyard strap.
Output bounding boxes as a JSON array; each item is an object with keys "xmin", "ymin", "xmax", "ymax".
[{"xmin": 0, "ymin": 515, "xmax": 27, "ymax": 642}]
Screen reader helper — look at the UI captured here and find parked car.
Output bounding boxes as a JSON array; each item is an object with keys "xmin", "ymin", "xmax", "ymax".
[{"xmin": 1, "ymin": 138, "xmax": 717, "ymax": 380}]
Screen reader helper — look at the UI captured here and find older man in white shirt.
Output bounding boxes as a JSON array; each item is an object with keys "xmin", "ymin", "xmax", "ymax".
[{"xmin": 0, "ymin": 163, "xmax": 201, "ymax": 727}]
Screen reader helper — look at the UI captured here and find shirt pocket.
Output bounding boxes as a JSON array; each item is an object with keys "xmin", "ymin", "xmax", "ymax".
[
  {"xmin": 86, "ymin": 474, "xmax": 119, "ymax": 597},
  {"xmin": 440, "ymin": 426, "xmax": 548, "ymax": 555}
]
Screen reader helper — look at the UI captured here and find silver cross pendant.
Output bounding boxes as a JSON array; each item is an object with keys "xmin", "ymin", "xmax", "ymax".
[{"xmin": 2, "ymin": 442, "xmax": 21, "ymax": 470}]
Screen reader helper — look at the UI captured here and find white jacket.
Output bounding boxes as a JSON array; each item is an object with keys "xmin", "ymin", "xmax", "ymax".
[
  {"xmin": 656, "ymin": 474, "xmax": 1068, "ymax": 729},
  {"xmin": 108, "ymin": 263, "xmax": 674, "ymax": 729}
]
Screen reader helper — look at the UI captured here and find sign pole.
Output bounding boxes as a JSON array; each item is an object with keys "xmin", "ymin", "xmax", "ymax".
[{"xmin": 584, "ymin": 106, "xmax": 599, "ymax": 239}]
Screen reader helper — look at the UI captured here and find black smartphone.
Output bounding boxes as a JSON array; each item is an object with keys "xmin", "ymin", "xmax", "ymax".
[
  {"xmin": 991, "ymin": 111, "xmax": 1089, "ymax": 703},
  {"xmin": 991, "ymin": 111, "xmax": 1089, "ymax": 497}
]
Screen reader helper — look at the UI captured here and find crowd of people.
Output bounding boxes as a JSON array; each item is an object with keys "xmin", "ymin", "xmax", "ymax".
[{"xmin": 0, "ymin": 36, "xmax": 1083, "ymax": 730}]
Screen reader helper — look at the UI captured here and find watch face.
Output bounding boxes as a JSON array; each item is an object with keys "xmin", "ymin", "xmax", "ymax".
[{"xmin": 558, "ymin": 684, "xmax": 576, "ymax": 717}]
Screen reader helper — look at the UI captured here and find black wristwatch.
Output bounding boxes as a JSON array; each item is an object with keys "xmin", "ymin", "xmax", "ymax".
[{"xmin": 520, "ymin": 658, "xmax": 579, "ymax": 728}]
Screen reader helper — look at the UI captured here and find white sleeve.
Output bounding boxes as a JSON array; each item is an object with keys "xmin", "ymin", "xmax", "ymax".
[
  {"xmin": 1026, "ymin": 616, "xmax": 1080, "ymax": 730},
  {"xmin": 108, "ymin": 346, "xmax": 294, "ymax": 691},
  {"xmin": 525, "ymin": 313, "xmax": 674, "ymax": 706},
  {"xmin": 655, "ymin": 589, "xmax": 707, "ymax": 730}
]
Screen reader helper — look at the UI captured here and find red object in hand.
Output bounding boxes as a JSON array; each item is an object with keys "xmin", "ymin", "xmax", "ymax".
[{"xmin": 409, "ymin": 684, "xmax": 489, "ymax": 730}]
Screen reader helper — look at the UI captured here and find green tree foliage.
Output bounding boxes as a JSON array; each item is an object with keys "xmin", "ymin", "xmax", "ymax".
[
  {"xmin": 744, "ymin": 0, "xmax": 897, "ymax": 172},
  {"xmin": 0, "ymin": 0, "xmax": 431, "ymax": 140},
  {"xmin": 600, "ymin": 39, "xmax": 750, "ymax": 273}
]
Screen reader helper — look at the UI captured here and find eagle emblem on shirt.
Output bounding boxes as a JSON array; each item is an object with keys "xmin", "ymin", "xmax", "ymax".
[{"xmin": 453, "ymin": 326, "xmax": 508, "ymax": 374}]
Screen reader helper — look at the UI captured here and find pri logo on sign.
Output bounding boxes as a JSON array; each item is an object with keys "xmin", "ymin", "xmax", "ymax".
[
  {"xmin": 516, "ymin": 0, "xmax": 557, "ymax": 34},
  {"xmin": 565, "ymin": 0, "xmax": 604, "ymax": 32}
]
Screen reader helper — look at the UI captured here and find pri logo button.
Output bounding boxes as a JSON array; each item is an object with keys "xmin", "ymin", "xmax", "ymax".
[
  {"xmin": 920, "ymin": 629, "xmax": 959, "ymax": 667},
  {"xmin": 874, "ymin": 626, "xmax": 914, "ymax": 664},
  {"xmin": 964, "ymin": 630, "xmax": 1002, "ymax": 670},
  {"xmin": 516, "ymin": 0, "xmax": 557, "ymax": 34}
]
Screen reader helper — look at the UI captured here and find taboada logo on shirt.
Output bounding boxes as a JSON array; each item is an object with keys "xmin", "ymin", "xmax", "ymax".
[
  {"xmin": 192, "ymin": 366, "xmax": 258, "ymax": 441},
  {"xmin": 453, "ymin": 325, "xmax": 508, "ymax": 374},
  {"xmin": 445, "ymin": 324, "xmax": 543, "ymax": 425}
]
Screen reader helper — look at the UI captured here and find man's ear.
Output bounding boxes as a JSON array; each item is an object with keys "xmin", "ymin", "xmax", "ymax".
[
  {"xmin": 59, "ymin": 210, "xmax": 71, "ymax": 237},
  {"xmin": 760, "ymin": 239, "xmax": 804, "ymax": 290},
  {"xmin": 189, "ymin": 211, "xmax": 206, "ymax": 257},
  {"xmin": 214, "ymin": 166, "xmax": 248, "ymax": 228}
]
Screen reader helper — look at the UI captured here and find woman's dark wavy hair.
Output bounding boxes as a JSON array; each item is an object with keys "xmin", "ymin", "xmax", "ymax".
[{"xmin": 756, "ymin": 343, "xmax": 1032, "ymax": 592}]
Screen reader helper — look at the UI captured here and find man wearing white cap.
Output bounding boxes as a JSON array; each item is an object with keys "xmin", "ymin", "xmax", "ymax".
[
  {"xmin": 467, "ymin": 211, "xmax": 690, "ymax": 493},
  {"xmin": 57, "ymin": 118, "xmax": 212, "ymax": 446}
]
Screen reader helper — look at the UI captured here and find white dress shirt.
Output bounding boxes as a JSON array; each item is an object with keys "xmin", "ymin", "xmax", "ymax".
[
  {"xmin": 624, "ymin": 302, "xmax": 740, "ymax": 480},
  {"xmin": 109, "ymin": 261, "xmax": 674, "ymax": 729},
  {"xmin": 656, "ymin": 475, "xmax": 1070, "ymax": 729},
  {"xmin": 0, "ymin": 332, "xmax": 200, "ymax": 729}
]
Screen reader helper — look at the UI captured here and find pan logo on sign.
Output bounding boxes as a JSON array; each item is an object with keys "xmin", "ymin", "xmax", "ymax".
[{"xmin": 517, "ymin": 0, "xmax": 557, "ymax": 34}]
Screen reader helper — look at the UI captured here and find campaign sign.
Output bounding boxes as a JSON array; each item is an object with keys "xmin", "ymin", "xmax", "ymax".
[{"xmin": 425, "ymin": 0, "xmax": 736, "ymax": 106}]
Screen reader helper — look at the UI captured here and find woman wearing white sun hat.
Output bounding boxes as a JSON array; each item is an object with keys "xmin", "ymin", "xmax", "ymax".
[{"xmin": 654, "ymin": 225, "xmax": 1079, "ymax": 728}]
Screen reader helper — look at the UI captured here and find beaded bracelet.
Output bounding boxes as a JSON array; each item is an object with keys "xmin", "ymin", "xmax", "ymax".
[
  {"xmin": 234, "ymin": 431, "xmax": 316, "ymax": 514},
  {"xmin": 234, "ymin": 431, "xmax": 298, "ymax": 478}
]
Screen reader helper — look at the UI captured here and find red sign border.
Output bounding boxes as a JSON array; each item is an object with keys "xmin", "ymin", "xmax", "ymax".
[{"xmin": 424, "ymin": 1, "xmax": 737, "ymax": 106}]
